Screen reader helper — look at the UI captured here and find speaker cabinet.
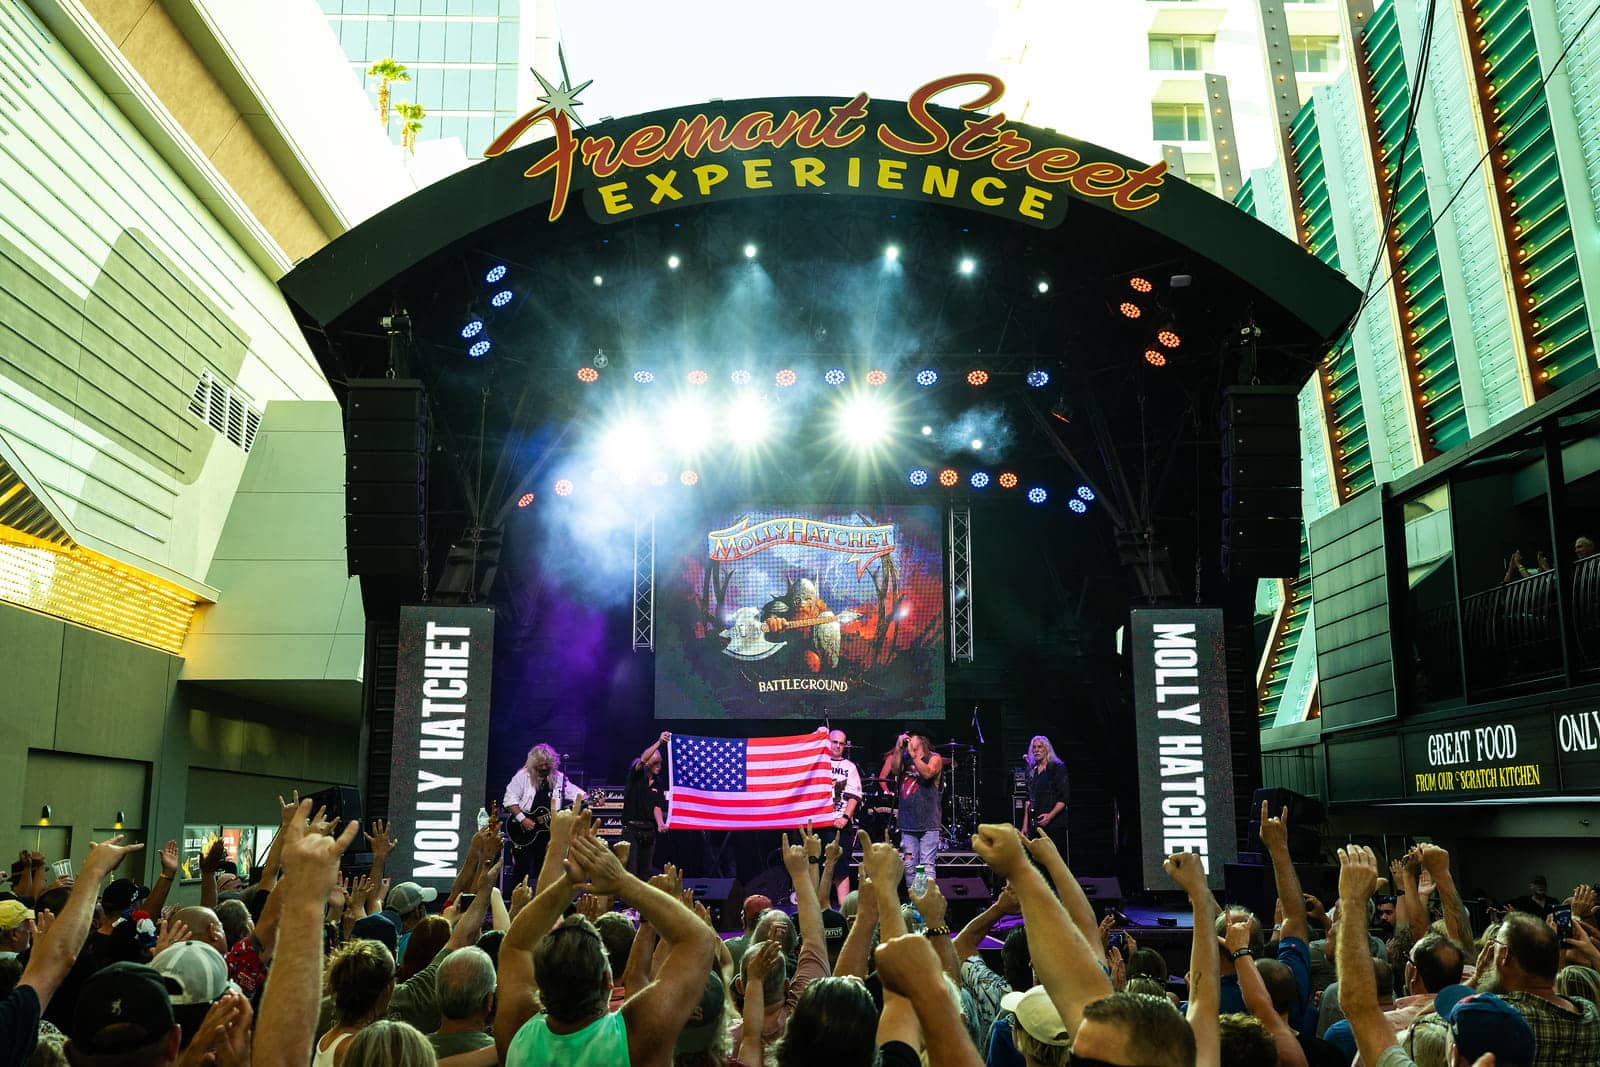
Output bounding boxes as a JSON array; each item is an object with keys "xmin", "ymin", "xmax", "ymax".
[
  {"xmin": 1220, "ymin": 386, "xmax": 1301, "ymax": 578},
  {"xmin": 345, "ymin": 380, "xmax": 428, "ymax": 579}
]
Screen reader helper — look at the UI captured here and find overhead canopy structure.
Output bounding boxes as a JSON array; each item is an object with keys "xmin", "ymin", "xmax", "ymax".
[{"xmin": 280, "ymin": 73, "xmax": 1361, "ymax": 613}]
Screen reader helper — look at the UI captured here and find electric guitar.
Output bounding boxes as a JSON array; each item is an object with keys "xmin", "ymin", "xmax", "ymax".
[{"xmin": 506, "ymin": 791, "xmax": 609, "ymax": 850}]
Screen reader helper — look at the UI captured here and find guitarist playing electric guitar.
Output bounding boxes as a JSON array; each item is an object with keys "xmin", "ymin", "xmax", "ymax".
[{"xmin": 502, "ymin": 742, "xmax": 587, "ymax": 887}]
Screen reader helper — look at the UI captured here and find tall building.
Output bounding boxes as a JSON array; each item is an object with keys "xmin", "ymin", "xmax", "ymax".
[
  {"xmin": 0, "ymin": 0, "xmax": 411, "ymax": 890},
  {"xmin": 1235, "ymin": 0, "xmax": 1600, "ymax": 890},
  {"xmin": 995, "ymin": 0, "xmax": 1348, "ymax": 198},
  {"xmin": 320, "ymin": 0, "xmax": 556, "ymax": 158}
]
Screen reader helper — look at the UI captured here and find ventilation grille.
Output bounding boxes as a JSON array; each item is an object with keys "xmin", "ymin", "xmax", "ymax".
[{"xmin": 189, "ymin": 371, "xmax": 263, "ymax": 453}]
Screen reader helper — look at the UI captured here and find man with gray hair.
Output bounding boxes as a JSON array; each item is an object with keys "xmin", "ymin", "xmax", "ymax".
[{"xmin": 429, "ymin": 946, "xmax": 496, "ymax": 1058}]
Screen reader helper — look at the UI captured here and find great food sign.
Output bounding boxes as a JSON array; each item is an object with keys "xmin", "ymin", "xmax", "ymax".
[{"xmin": 484, "ymin": 73, "xmax": 1168, "ymax": 229}]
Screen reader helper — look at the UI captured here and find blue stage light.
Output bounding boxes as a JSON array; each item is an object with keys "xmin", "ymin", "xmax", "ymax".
[
  {"xmin": 461, "ymin": 319, "xmax": 484, "ymax": 339},
  {"xmin": 1026, "ymin": 369, "xmax": 1050, "ymax": 388},
  {"xmin": 1027, "ymin": 487, "xmax": 1047, "ymax": 504},
  {"xmin": 908, "ymin": 468, "xmax": 929, "ymax": 487},
  {"xmin": 468, "ymin": 339, "xmax": 491, "ymax": 358},
  {"xmin": 970, "ymin": 471, "xmax": 990, "ymax": 489},
  {"xmin": 1076, "ymin": 485, "xmax": 1095, "ymax": 501},
  {"xmin": 825, "ymin": 368, "xmax": 846, "ymax": 386},
  {"xmin": 1068, "ymin": 498, "xmax": 1087, "ymax": 514},
  {"xmin": 915, "ymin": 369, "xmax": 939, "ymax": 387},
  {"xmin": 491, "ymin": 289, "xmax": 513, "ymax": 307},
  {"xmin": 730, "ymin": 369, "xmax": 752, "ymax": 385},
  {"xmin": 633, "ymin": 370, "xmax": 655, "ymax": 384},
  {"xmin": 485, "ymin": 264, "xmax": 507, "ymax": 283}
]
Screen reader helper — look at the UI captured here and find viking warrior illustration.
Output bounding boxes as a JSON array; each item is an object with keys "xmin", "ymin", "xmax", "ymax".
[{"xmin": 762, "ymin": 577, "xmax": 842, "ymax": 672}]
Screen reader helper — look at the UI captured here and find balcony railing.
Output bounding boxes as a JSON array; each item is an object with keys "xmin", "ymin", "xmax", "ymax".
[{"xmin": 1457, "ymin": 554, "xmax": 1600, "ymax": 691}]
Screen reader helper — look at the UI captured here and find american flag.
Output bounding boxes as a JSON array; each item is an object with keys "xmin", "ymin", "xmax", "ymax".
[{"xmin": 666, "ymin": 729, "xmax": 834, "ymax": 829}]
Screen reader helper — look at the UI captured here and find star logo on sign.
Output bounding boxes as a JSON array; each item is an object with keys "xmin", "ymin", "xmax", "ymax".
[{"xmin": 531, "ymin": 44, "xmax": 591, "ymax": 130}]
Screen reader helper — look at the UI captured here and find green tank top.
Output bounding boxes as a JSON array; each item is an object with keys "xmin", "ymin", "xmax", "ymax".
[{"xmin": 506, "ymin": 1010, "xmax": 630, "ymax": 1067}]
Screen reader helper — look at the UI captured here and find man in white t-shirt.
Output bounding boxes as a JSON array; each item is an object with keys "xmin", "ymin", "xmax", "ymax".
[{"xmin": 826, "ymin": 728, "xmax": 862, "ymax": 905}]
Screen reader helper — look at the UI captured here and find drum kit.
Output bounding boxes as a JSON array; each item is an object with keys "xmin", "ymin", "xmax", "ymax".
[{"xmin": 846, "ymin": 738, "xmax": 979, "ymax": 848}]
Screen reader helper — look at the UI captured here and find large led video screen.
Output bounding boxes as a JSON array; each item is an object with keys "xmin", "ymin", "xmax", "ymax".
[{"xmin": 655, "ymin": 506, "xmax": 946, "ymax": 719}]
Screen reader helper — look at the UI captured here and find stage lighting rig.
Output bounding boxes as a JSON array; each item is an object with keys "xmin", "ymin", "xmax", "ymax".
[
  {"xmin": 837, "ymin": 392, "xmax": 891, "ymax": 448},
  {"xmin": 592, "ymin": 348, "xmax": 609, "ymax": 368}
]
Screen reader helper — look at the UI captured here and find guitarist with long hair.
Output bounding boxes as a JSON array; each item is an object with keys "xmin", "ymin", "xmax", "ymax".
[{"xmin": 502, "ymin": 743, "xmax": 586, "ymax": 886}]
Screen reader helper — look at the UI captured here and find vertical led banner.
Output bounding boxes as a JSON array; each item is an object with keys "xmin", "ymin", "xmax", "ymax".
[
  {"xmin": 1130, "ymin": 608, "xmax": 1236, "ymax": 889},
  {"xmin": 389, "ymin": 605, "xmax": 495, "ymax": 893}
]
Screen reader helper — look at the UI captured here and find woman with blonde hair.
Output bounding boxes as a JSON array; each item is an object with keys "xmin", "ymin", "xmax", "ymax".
[
  {"xmin": 316, "ymin": 939, "xmax": 397, "ymax": 1066},
  {"xmin": 1022, "ymin": 734, "xmax": 1071, "ymax": 863},
  {"xmin": 342, "ymin": 1019, "xmax": 437, "ymax": 1067},
  {"xmin": 502, "ymin": 741, "xmax": 587, "ymax": 886}
]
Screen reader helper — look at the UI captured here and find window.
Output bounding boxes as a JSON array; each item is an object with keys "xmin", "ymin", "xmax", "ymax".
[
  {"xmin": 1151, "ymin": 103, "xmax": 1205, "ymax": 141},
  {"xmin": 1290, "ymin": 35, "xmax": 1341, "ymax": 73},
  {"xmin": 1148, "ymin": 34, "xmax": 1214, "ymax": 71},
  {"xmin": 1188, "ymin": 171, "xmax": 1217, "ymax": 192}
]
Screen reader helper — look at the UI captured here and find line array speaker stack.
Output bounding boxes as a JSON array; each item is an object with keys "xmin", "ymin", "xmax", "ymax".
[
  {"xmin": 1220, "ymin": 386, "xmax": 1301, "ymax": 578},
  {"xmin": 345, "ymin": 380, "xmax": 428, "ymax": 580}
]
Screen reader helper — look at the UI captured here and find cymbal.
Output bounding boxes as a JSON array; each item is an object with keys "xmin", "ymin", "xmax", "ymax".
[{"xmin": 937, "ymin": 740, "xmax": 975, "ymax": 751}]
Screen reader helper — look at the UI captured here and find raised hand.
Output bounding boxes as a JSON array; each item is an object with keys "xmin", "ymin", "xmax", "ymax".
[
  {"xmin": 861, "ymin": 837, "xmax": 906, "ymax": 888},
  {"xmin": 577, "ymin": 894, "xmax": 605, "ymax": 922},
  {"xmin": 510, "ymin": 876, "xmax": 533, "ymax": 917},
  {"xmin": 824, "ymin": 834, "xmax": 844, "ymax": 867},
  {"xmin": 1098, "ymin": 913, "xmax": 1116, "ymax": 950},
  {"xmin": 160, "ymin": 839, "xmax": 180, "ymax": 877},
  {"xmin": 82, "ymin": 835, "xmax": 144, "ymax": 880},
  {"xmin": 565, "ymin": 830, "xmax": 628, "ymax": 896},
  {"xmin": 971, "ymin": 823, "xmax": 1028, "ymax": 879},
  {"xmin": 308, "ymin": 805, "xmax": 339, "ymax": 838},
  {"xmin": 152, "ymin": 916, "xmax": 189, "ymax": 958},
  {"xmin": 781, "ymin": 833, "xmax": 813, "ymax": 878},
  {"xmin": 1337, "ymin": 845, "xmax": 1379, "ymax": 903},
  {"xmin": 328, "ymin": 877, "xmax": 349, "ymax": 910},
  {"xmin": 1417, "ymin": 843, "xmax": 1451, "ymax": 877},
  {"xmin": 745, "ymin": 937, "xmax": 782, "ymax": 985},
  {"xmin": 692, "ymin": 900, "xmax": 714, "ymax": 929},
  {"xmin": 1223, "ymin": 918, "xmax": 1252, "ymax": 955},
  {"xmin": 277, "ymin": 790, "xmax": 302, "ymax": 828},
  {"xmin": 994, "ymin": 882, "xmax": 1021, "ymax": 915},
  {"xmin": 1574, "ymin": 884, "xmax": 1597, "ymax": 922},
  {"xmin": 474, "ymin": 856, "xmax": 504, "ymax": 898},
  {"xmin": 875, "ymin": 932, "xmax": 945, "ymax": 996},
  {"xmin": 1024, "ymin": 826, "xmax": 1065, "ymax": 869},
  {"xmin": 367, "ymin": 819, "xmax": 394, "ymax": 860},
  {"xmin": 910, "ymin": 876, "xmax": 948, "ymax": 930},
  {"xmin": 800, "ymin": 823, "xmax": 823, "ymax": 861},
  {"xmin": 1258, "ymin": 800, "xmax": 1290, "ymax": 853},
  {"xmin": 1163, "ymin": 851, "xmax": 1209, "ymax": 896},
  {"xmin": 200, "ymin": 839, "xmax": 226, "ymax": 875},
  {"xmin": 185, "ymin": 990, "xmax": 253, "ymax": 1067},
  {"xmin": 280, "ymin": 799, "xmax": 361, "ymax": 899}
]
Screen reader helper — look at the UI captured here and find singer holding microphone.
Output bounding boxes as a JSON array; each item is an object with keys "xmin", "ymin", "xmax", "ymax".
[{"xmin": 878, "ymin": 724, "xmax": 943, "ymax": 889}]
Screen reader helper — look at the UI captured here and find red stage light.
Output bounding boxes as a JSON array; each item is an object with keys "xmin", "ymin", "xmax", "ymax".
[
  {"xmin": 687, "ymin": 369, "xmax": 709, "ymax": 385},
  {"xmin": 938, "ymin": 468, "xmax": 959, "ymax": 487},
  {"xmin": 1129, "ymin": 276, "xmax": 1154, "ymax": 293},
  {"xmin": 577, "ymin": 367, "xmax": 599, "ymax": 382},
  {"xmin": 1119, "ymin": 302, "xmax": 1142, "ymax": 319},
  {"xmin": 553, "ymin": 478, "xmax": 574, "ymax": 496},
  {"xmin": 998, "ymin": 472, "xmax": 1018, "ymax": 489},
  {"xmin": 866, "ymin": 369, "xmax": 888, "ymax": 386},
  {"xmin": 775, "ymin": 368, "xmax": 797, "ymax": 387},
  {"xmin": 1157, "ymin": 329, "xmax": 1181, "ymax": 348},
  {"xmin": 1144, "ymin": 349, "xmax": 1167, "ymax": 367},
  {"xmin": 517, "ymin": 492, "xmax": 535, "ymax": 508},
  {"xmin": 966, "ymin": 369, "xmax": 989, "ymax": 386},
  {"xmin": 680, "ymin": 469, "xmax": 699, "ymax": 486}
]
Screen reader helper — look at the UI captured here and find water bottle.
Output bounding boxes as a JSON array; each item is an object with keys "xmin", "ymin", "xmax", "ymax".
[
  {"xmin": 476, "ymin": 806, "xmax": 490, "ymax": 831},
  {"xmin": 912, "ymin": 863, "xmax": 928, "ymax": 897}
]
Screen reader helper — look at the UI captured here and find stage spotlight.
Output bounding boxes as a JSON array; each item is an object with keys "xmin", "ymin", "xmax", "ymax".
[
  {"xmin": 491, "ymin": 289, "xmax": 513, "ymax": 307},
  {"xmin": 593, "ymin": 275, "xmax": 604, "ymax": 286},
  {"xmin": 908, "ymin": 468, "xmax": 929, "ymax": 487},
  {"xmin": 1036, "ymin": 280, "xmax": 1050, "ymax": 294},
  {"xmin": 1076, "ymin": 485, "xmax": 1096, "ymax": 501},
  {"xmin": 825, "ymin": 368, "xmax": 847, "ymax": 386},
  {"xmin": 553, "ymin": 478, "xmax": 574, "ymax": 497},
  {"xmin": 1068, "ymin": 498, "xmax": 1088, "ymax": 514},
  {"xmin": 649, "ymin": 470, "xmax": 669, "ymax": 486},
  {"xmin": 577, "ymin": 367, "xmax": 599, "ymax": 383},
  {"xmin": 744, "ymin": 243, "xmax": 758, "ymax": 258},
  {"xmin": 1026, "ymin": 369, "xmax": 1050, "ymax": 388},
  {"xmin": 920, "ymin": 425, "xmax": 933, "ymax": 436},
  {"xmin": 885, "ymin": 244, "xmax": 900, "ymax": 262},
  {"xmin": 866, "ymin": 369, "xmax": 887, "ymax": 386},
  {"xmin": 938, "ymin": 468, "xmax": 959, "ymax": 487},
  {"xmin": 680, "ymin": 469, "xmax": 699, "ymax": 486},
  {"xmin": 517, "ymin": 492, "xmax": 535, "ymax": 508},
  {"xmin": 461, "ymin": 319, "xmax": 484, "ymax": 339},
  {"xmin": 775, "ymin": 368, "xmax": 797, "ymax": 387},
  {"xmin": 916, "ymin": 369, "xmax": 939, "ymax": 387},
  {"xmin": 468, "ymin": 339, "xmax": 491, "ymax": 358},
  {"xmin": 601, "ymin": 418, "xmax": 651, "ymax": 471},
  {"xmin": 971, "ymin": 438, "xmax": 984, "ymax": 451},
  {"xmin": 633, "ymin": 369, "xmax": 655, "ymax": 383},
  {"xmin": 667, "ymin": 254, "xmax": 681, "ymax": 269},
  {"xmin": 1028, "ymin": 486, "xmax": 1048, "ymax": 504},
  {"xmin": 1157, "ymin": 327, "xmax": 1182, "ymax": 348},
  {"xmin": 1119, "ymin": 301, "xmax": 1142, "ymax": 319},
  {"xmin": 592, "ymin": 349, "xmax": 609, "ymax": 368},
  {"xmin": 1129, "ymin": 276, "xmax": 1153, "ymax": 293},
  {"xmin": 730, "ymin": 369, "xmax": 752, "ymax": 385},
  {"xmin": 970, "ymin": 471, "xmax": 990, "ymax": 489},
  {"xmin": 664, "ymin": 399, "xmax": 713, "ymax": 455},
  {"xmin": 687, "ymin": 369, "xmax": 709, "ymax": 385},
  {"xmin": 837, "ymin": 392, "xmax": 892, "ymax": 448},
  {"xmin": 1144, "ymin": 349, "xmax": 1167, "ymax": 367},
  {"xmin": 959, "ymin": 257, "xmax": 975, "ymax": 275},
  {"xmin": 724, "ymin": 392, "xmax": 769, "ymax": 445},
  {"xmin": 485, "ymin": 264, "xmax": 507, "ymax": 283},
  {"xmin": 998, "ymin": 472, "xmax": 1018, "ymax": 489},
  {"xmin": 967, "ymin": 369, "xmax": 989, "ymax": 387}
]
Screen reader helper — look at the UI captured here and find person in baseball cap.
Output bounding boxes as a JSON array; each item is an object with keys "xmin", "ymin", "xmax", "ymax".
[
  {"xmin": 672, "ymin": 969, "xmax": 728, "ymax": 1057},
  {"xmin": 100, "ymin": 877, "xmax": 149, "ymax": 916},
  {"xmin": 1434, "ymin": 984, "xmax": 1537, "ymax": 1066},
  {"xmin": 0, "ymin": 899, "xmax": 36, "ymax": 960},
  {"xmin": 67, "ymin": 961, "xmax": 180, "ymax": 1061},
  {"xmin": 383, "ymin": 881, "xmax": 437, "ymax": 961},
  {"xmin": 151, "ymin": 941, "xmax": 240, "ymax": 1048},
  {"xmin": 1000, "ymin": 985, "xmax": 1071, "ymax": 1064}
]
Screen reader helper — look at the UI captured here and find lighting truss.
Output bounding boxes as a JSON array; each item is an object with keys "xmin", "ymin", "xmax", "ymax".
[
  {"xmin": 948, "ymin": 505, "xmax": 974, "ymax": 663},
  {"xmin": 632, "ymin": 512, "xmax": 655, "ymax": 650}
]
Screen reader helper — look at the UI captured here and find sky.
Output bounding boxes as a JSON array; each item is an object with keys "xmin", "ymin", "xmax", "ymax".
[{"xmin": 547, "ymin": 0, "xmax": 1008, "ymax": 120}]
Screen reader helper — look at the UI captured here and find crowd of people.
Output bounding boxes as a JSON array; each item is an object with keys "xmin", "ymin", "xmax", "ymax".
[{"xmin": 1, "ymin": 793, "xmax": 1597, "ymax": 1066}]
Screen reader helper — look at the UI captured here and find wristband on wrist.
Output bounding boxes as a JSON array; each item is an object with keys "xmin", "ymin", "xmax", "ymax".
[
  {"xmin": 1231, "ymin": 947, "xmax": 1255, "ymax": 960},
  {"xmin": 925, "ymin": 924, "xmax": 951, "ymax": 936}
]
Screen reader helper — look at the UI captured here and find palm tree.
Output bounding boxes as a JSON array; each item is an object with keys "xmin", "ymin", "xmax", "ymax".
[
  {"xmin": 395, "ymin": 101, "xmax": 426, "ymax": 153},
  {"xmin": 367, "ymin": 58, "xmax": 410, "ymax": 127}
]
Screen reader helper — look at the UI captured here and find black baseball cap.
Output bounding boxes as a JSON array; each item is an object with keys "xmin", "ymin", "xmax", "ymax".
[
  {"xmin": 70, "ymin": 962, "xmax": 176, "ymax": 1055},
  {"xmin": 101, "ymin": 877, "xmax": 149, "ymax": 914}
]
